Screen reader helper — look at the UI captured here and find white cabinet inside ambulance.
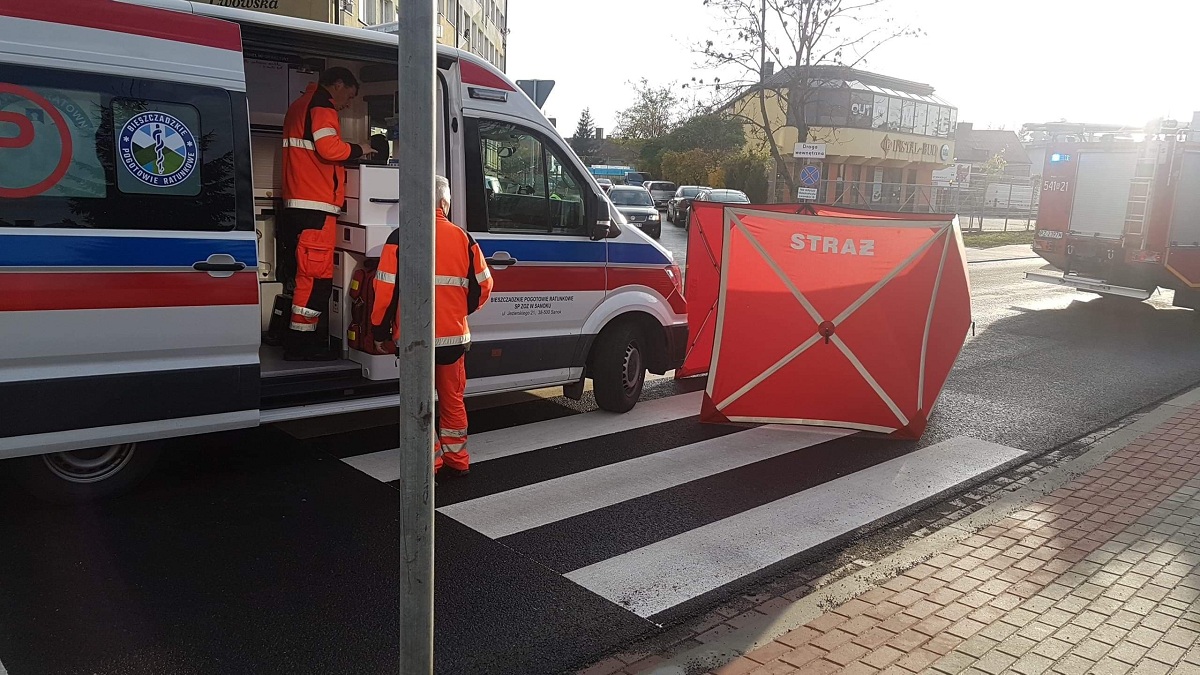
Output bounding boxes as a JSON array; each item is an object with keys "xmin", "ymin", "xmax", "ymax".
[{"xmin": 0, "ymin": 0, "xmax": 687, "ymax": 501}]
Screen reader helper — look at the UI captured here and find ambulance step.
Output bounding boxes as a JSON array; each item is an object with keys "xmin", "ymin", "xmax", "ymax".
[{"xmin": 1024, "ymin": 271, "xmax": 1153, "ymax": 299}]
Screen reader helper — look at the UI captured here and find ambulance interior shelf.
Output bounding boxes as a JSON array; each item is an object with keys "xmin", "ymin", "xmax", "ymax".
[{"xmin": 336, "ymin": 165, "xmax": 403, "ymax": 381}]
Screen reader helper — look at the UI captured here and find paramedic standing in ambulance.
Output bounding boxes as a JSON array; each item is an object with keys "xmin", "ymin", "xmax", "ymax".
[
  {"xmin": 280, "ymin": 67, "xmax": 375, "ymax": 360},
  {"xmin": 370, "ymin": 176, "xmax": 493, "ymax": 477}
]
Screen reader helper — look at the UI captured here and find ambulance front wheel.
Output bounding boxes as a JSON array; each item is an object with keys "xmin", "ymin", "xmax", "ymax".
[
  {"xmin": 10, "ymin": 442, "xmax": 163, "ymax": 503},
  {"xmin": 592, "ymin": 322, "xmax": 647, "ymax": 413}
]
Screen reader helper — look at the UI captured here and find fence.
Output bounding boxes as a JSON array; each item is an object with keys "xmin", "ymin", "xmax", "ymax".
[{"xmin": 783, "ymin": 179, "xmax": 1042, "ymax": 232}]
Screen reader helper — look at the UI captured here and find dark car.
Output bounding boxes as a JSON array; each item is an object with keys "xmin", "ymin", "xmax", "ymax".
[
  {"xmin": 608, "ymin": 185, "xmax": 661, "ymax": 238},
  {"xmin": 666, "ymin": 185, "xmax": 710, "ymax": 225},
  {"xmin": 684, "ymin": 188, "xmax": 751, "ymax": 228},
  {"xmin": 623, "ymin": 171, "xmax": 651, "ymax": 187}
]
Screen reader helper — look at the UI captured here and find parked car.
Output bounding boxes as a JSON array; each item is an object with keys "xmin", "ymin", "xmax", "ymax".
[
  {"xmin": 624, "ymin": 171, "xmax": 651, "ymax": 187},
  {"xmin": 644, "ymin": 181, "xmax": 679, "ymax": 209},
  {"xmin": 666, "ymin": 185, "xmax": 710, "ymax": 225},
  {"xmin": 595, "ymin": 177, "xmax": 614, "ymax": 194},
  {"xmin": 684, "ymin": 188, "xmax": 751, "ymax": 228},
  {"xmin": 608, "ymin": 185, "xmax": 661, "ymax": 238}
]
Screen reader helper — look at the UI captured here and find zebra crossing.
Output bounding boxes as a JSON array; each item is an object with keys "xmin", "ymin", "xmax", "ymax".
[{"xmin": 337, "ymin": 390, "xmax": 1025, "ymax": 622}]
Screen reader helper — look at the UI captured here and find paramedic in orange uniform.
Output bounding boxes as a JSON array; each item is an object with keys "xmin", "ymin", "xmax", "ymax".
[
  {"xmin": 280, "ymin": 67, "xmax": 375, "ymax": 360},
  {"xmin": 370, "ymin": 176, "xmax": 493, "ymax": 476}
]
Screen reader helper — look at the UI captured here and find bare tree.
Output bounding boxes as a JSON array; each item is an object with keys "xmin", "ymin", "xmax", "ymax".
[
  {"xmin": 696, "ymin": 0, "xmax": 920, "ymax": 198},
  {"xmin": 615, "ymin": 78, "xmax": 682, "ymax": 140}
]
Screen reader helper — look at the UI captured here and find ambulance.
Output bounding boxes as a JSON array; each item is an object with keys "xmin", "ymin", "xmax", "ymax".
[{"xmin": 0, "ymin": 0, "xmax": 688, "ymax": 500}]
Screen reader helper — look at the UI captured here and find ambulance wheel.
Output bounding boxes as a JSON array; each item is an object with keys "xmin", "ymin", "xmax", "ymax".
[
  {"xmin": 592, "ymin": 322, "xmax": 647, "ymax": 413},
  {"xmin": 10, "ymin": 441, "xmax": 162, "ymax": 503}
]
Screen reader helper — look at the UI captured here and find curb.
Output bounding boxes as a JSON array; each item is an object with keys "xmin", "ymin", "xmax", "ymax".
[{"xmin": 644, "ymin": 384, "xmax": 1200, "ymax": 674}]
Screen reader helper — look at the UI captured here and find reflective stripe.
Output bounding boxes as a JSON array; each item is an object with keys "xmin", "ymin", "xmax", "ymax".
[
  {"xmin": 284, "ymin": 198, "xmax": 341, "ymax": 214},
  {"xmin": 289, "ymin": 321, "xmax": 317, "ymax": 332},
  {"xmin": 291, "ymin": 305, "xmax": 321, "ymax": 318},
  {"xmin": 434, "ymin": 448, "xmax": 444, "ymax": 459},
  {"xmin": 475, "ymin": 267, "xmax": 492, "ymax": 283},
  {"xmin": 434, "ymin": 275, "xmax": 470, "ymax": 288},
  {"xmin": 282, "ymin": 138, "xmax": 315, "ymax": 150},
  {"xmin": 439, "ymin": 428, "xmax": 468, "ymax": 439},
  {"xmin": 375, "ymin": 270, "xmax": 396, "ymax": 284},
  {"xmin": 435, "ymin": 333, "xmax": 470, "ymax": 347},
  {"xmin": 442, "ymin": 444, "xmax": 467, "ymax": 455},
  {"xmin": 312, "ymin": 127, "xmax": 338, "ymax": 141}
]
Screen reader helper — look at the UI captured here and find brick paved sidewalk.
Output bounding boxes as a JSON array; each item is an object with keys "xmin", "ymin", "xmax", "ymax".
[{"xmin": 582, "ymin": 400, "xmax": 1200, "ymax": 675}]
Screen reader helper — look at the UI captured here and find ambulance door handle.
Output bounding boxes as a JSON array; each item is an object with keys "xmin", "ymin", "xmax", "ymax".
[
  {"xmin": 485, "ymin": 251, "xmax": 517, "ymax": 268},
  {"xmin": 193, "ymin": 253, "xmax": 246, "ymax": 277}
]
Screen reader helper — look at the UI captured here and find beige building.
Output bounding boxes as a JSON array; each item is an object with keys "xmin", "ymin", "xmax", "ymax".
[
  {"xmin": 199, "ymin": 0, "xmax": 508, "ymax": 71},
  {"xmin": 728, "ymin": 66, "xmax": 956, "ymax": 208}
]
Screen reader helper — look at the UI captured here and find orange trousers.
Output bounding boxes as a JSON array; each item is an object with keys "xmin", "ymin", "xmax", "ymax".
[
  {"xmin": 289, "ymin": 215, "xmax": 337, "ymax": 333},
  {"xmin": 435, "ymin": 356, "xmax": 469, "ymax": 472}
]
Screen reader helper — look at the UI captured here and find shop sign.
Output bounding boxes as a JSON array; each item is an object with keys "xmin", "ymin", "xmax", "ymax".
[{"xmin": 880, "ymin": 135, "xmax": 946, "ymax": 162}]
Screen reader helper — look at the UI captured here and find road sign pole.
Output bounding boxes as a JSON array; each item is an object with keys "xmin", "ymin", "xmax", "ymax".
[{"xmin": 396, "ymin": 1, "xmax": 436, "ymax": 673}]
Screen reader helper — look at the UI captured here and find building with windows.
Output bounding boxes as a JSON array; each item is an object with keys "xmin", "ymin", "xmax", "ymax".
[
  {"xmin": 727, "ymin": 66, "xmax": 957, "ymax": 207},
  {"xmin": 198, "ymin": 0, "xmax": 508, "ymax": 71}
]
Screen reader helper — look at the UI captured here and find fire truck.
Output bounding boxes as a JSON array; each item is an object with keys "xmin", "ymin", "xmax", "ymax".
[{"xmin": 1027, "ymin": 126, "xmax": 1200, "ymax": 308}]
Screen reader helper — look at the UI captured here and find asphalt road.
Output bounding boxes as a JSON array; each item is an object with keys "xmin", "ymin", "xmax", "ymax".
[{"xmin": 3, "ymin": 245, "xmax": 1200, "ymax": 675}]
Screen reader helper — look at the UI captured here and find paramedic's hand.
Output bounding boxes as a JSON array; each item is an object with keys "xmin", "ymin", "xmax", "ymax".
[
  {"xmin": 359, "ymin": 143, "xmax": 378, "ymax": 157},
  {"xmin": 374, "ymin": 340, "xmax": 386, "ymax": 354}
]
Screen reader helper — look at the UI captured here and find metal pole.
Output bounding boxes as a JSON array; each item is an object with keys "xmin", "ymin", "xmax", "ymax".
[{"xmin": 397, "ymin": 1, "xmax": 436, "ymax": 673}]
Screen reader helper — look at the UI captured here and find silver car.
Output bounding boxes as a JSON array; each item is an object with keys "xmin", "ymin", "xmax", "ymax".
[
  {"xmin": 608, "ymin": 185, "xmax": 661, "ymax": 239},
  {"xmin": 643, "ymin": 181, "xmax": 678, "ymax": 209}
]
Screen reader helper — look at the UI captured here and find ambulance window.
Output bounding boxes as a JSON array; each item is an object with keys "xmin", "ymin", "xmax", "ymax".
[
  {"xmin": 470, "ymin": 118, "xmax": 587, "ymax": 236},
  {"xmin": 0, "ymin": 63, "xmax": 246, "ymax": 231}
]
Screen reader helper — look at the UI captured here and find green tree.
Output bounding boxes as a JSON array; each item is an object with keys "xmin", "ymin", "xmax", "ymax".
[
  {"xmin": 660, "ymin": 149, "xmax": 718, "ymax": 186},
  {"xmin": 664, "ymin": 113, "xmax": 744, "ymax": 154},
  {"xmin": 615, "ymin": 78, "xmax": 681, "ymax": 140},
  {"xmin": 720, "ymin": 152, "xmax": 769, "ymax": 202},
  {"xmin": 570, "ymin": 108, "xmax": 598, "ymax": 159}
]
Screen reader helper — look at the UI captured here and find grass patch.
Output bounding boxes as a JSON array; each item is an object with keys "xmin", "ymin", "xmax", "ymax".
[{"xmin": 961, "ymin": 230, "xmax": 1035, "ymax": 249}]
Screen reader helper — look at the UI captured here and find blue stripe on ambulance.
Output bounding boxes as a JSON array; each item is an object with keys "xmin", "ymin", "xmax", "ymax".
[
  {"xmin": 475, "ymin": 239, "xmax": 670, "ymax": 266},
  {"xmin": 0, "ymin": 234, "xmax": 258, "ymax": 268}
]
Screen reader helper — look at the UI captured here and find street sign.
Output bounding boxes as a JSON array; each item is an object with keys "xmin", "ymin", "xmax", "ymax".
[
  {"xmin": 796, "ymin": 187, "xmax": 818, "ymax": 201},
  {"xmin": 516, "ymin": 79, "xmax": 555, "ymax": 109},
  {"xmin": 793, "ymin": 142, "xmax": 826, "ymax": 159},
  {"xmin": 799, "ymin": 165, "xmax": 820, "ymax": 188}
]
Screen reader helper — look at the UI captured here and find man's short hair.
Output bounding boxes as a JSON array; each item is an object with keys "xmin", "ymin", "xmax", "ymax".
[
  {"xmin": 319, "ymin": 67, "xmax": 360, "ymax": 90},
  {"xmin": 435, "ymin": 175, "xmax": 451, "ymax": 207}
]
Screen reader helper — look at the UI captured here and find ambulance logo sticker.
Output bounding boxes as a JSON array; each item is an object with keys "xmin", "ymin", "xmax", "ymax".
[{"xmin": 119, "ymin": 112, "xmax": 198, "ymax": 187}]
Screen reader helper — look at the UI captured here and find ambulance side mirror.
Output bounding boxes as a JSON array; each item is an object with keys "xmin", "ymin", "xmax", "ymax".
[{"xmin": 589, "ymin": 195, "xmax": 621, "ymax": 241}]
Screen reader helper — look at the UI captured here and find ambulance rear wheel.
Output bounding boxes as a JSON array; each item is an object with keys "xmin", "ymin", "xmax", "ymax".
[
  {"xmin": 10, "ymin": 441, "xmax": 162, "ymax": 503},
  {"xmin": 592, "ymin": 322, "xmax": 646, "ymax": 413}
]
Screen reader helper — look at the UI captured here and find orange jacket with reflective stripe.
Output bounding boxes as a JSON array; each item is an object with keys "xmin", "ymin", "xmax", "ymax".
[
  {"xmin": 371, "ymin": 210, "xmax": 494, "ymax": 350},
  {"xmin": 281, "ymin": 83, "xmax": 362, "ymax": 215}
]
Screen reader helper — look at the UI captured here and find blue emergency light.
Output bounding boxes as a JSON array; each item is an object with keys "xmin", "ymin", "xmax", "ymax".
[{"xmin": 1050, "ymin": 153, "xmax": 1071, "ymax": 163}]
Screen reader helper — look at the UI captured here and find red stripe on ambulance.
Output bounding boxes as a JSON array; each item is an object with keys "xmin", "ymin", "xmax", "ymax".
[{"xmin": 1, "ymin": 272, "xmax": 258, "ymax": 311}]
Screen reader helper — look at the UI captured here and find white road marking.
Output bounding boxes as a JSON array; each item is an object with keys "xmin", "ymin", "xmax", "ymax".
[
  {"xmin": 1, "ymin": 656, "xmax": 8, "ymax": 674},
  {"xmin": 439, "ymin": 424, "xmax": 853, "ymax": 539},
  {"xmin": 341, "ymin": 391, "xmax": 704, "ymax": 483},
  {"xmin": 564, "ymin": 436, "xmax": 1025, "ymax": 618}
]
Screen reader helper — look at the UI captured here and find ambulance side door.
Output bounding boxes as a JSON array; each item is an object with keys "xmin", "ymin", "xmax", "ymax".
[
  {"xmin": 0, "ymin": 62, "xmax": 260, "ymax": 458},
  {"xmin": 460, "ymin": 113, "xmax": 606, "ymax": 392}
]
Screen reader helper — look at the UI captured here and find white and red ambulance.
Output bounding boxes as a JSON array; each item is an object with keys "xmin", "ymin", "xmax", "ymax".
[{"xmin": 0, "ymin": 0, "xmax": 687, "ymax": 500}]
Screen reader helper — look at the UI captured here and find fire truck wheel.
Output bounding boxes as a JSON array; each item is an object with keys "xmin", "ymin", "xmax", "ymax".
[
  {"xmin": 592, "ymin": 321, "xmax": 647, "ymax": 413},
  {"xmin": 10, "ymin": 442, "xmax": 163, "ymax": 503}
]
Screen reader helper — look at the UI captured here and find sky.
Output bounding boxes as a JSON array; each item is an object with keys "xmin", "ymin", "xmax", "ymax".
[{"xmin": 506, "ymin": 0, "xmax": 1200, "ymax": 136}]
